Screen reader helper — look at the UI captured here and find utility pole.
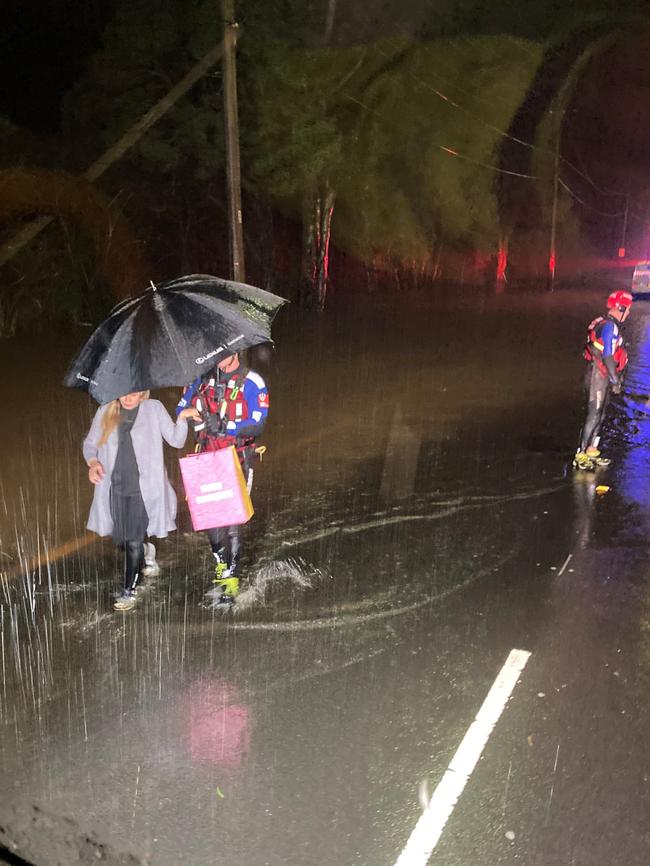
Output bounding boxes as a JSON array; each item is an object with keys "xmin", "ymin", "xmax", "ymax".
[
  {"xmin": 618, "ymin": 192, "xmax": 630, "ymax": 258},
  {"xmin": 547, "ymin": 113, "xmax": 561, "ymax": 292},
  {"xmin": 619, "ymin": 110, "xmax": 641, "ymax": 259},
  {"xmin": 323, "ymin": 0, "xmax": 337, "ymax": 43},
  {"xmin": 221, "ymin": 0, "xmax": 246, "ymax": 282}
]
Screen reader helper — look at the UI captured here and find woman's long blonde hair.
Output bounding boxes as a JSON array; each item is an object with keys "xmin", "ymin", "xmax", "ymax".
[{"xmin": 99, "ymin": 391, "xmax": 149, "ymax": 446}]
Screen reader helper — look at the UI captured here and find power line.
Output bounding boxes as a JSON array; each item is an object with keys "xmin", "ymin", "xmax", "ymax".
[
  {"xmin": 343, "ymin": 92, "xmax": 538, "ymax": 179},
  {"xmin": 373, "ymin": 42, "xmax": 521, "ymax": 114},
  {"xmin": 559, "ymin": 137, "xmax": 627, "ymax": 198},
  {"xmin": 557, "ymin": 177, "xmax": 625, "ymax": 216},
  {"xmin": 372, "ymin": 43, "xmax": 544, "ymax": 152},
  {"xmin": 371, "ymin": 43, "xmax": 627, "ymax": 201},
  {"xmin": 438, "ymin": 145, "xmax": 537, "ymax": 178}
]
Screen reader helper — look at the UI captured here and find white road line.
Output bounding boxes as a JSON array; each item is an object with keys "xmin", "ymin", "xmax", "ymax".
[{"xmin": 394, "ymin": 648, "xmax": 531, "ymax": 866}]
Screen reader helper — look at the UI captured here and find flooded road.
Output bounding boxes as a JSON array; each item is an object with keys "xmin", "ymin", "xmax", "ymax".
[{"xmin": 1, "ymin": 287, "xmax": 649, "ymax": 865}]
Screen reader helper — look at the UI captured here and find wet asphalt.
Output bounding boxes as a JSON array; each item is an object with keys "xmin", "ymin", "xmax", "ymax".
[{"xmin": 0, "ymin": 286, "xmax": 649, "ymax": 865}]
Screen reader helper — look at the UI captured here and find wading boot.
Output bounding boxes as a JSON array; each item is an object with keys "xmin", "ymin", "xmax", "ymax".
[
  {"xmin": 205, "ymin": 558, "xmax": 240, "ymax": 608},
  {"xmin": 573, "ymin": 451, "xmax": 596, "ymax": 471},
  {"xmin": 206, "ymin": 574, "xmax": 240, "ymax": 608},
  {"xmin": 585, "ymin": 447, "xmax": 611, "ymax": 467}
]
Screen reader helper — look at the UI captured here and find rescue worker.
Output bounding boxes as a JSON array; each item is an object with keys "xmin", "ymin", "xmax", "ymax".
[
  {"xmin": 574, "ymin": 290, "xmax": 633, "ymax": 470},
  {"xmin": 176, "ymin": 351, "xmax": 269, "ymax": 604}
]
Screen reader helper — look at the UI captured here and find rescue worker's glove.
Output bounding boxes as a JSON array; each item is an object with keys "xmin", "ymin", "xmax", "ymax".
[
  {"xmin": 204, "ymin": 412, "xmax": 225, "ymax": 436},
  {"xmin": 611, "ymin": 380, "xmax": 622, "ymax": 395}
]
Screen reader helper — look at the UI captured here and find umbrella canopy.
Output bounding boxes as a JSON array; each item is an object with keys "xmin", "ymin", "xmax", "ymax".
[{"xmin": 64, "ymin": 274, "xmax": 287, "ymax": 404}]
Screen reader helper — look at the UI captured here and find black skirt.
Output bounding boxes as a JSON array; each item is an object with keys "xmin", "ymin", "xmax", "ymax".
[
  {"xmin": 110, "ymin": 404, "xmax": 149, "ymax": 544},
  {"xmin": 110, "ymin": 490, "xmax": 149, "ymax": 545}
]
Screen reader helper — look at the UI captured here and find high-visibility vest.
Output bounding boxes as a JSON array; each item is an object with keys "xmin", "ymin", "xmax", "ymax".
[
  {"xmin": 193, "ymin": 369, "xmax": 259, "ymax": 454},
  {"xmin": 584, "ymin": 316, "xmax": 628, "ymax": 376}
]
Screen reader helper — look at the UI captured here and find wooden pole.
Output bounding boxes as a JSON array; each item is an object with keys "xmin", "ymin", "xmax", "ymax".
[
  {"xmin": 221, "ymin": 0, "xmax": 246, "ymax": 282},
  {"xmin": 547, "ymin": 115, "xmax": 560, "ymax": 292}
]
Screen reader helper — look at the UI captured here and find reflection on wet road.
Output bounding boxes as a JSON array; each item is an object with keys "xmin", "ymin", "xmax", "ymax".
[{"xmin": 1, "ymin": 288, "xmax": 649, "ymax": 866}]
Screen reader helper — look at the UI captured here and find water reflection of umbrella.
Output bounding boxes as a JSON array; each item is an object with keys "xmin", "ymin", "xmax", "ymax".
[{"xmin": 64, "ymin": 274, "xmax": 287, "ymax": 404}]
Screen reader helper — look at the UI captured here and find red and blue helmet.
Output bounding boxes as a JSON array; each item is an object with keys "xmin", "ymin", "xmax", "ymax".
[{"xmin": 607, "ymin": 290, "xmax": 633, "ymax": 311}]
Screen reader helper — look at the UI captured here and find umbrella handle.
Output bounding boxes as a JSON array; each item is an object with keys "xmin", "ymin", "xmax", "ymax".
[
  {"xmin": 191, "ymin": 397, "xmax": 207, "ymax": 453},
  {"xmin": 195, "ymin": 396, "xmax": 226, "ymax": 443},
  {"xmin": 196, "ymin": 396, "xmax": 216, "ymax": 421}
]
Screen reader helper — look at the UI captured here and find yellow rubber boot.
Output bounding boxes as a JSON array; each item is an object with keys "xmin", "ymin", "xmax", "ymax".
[
  {"xmin": 585, "ymin": 446, "xmax": 611, "ymax": 466},
  {"xmin": 214, "ymin": 576, "xmax": 240, "ymax": 605},
  {"xmin": 573, "ymin": 451, "xmax": 595, "ymax": 470},
  {"xmin": 213, "ymin": 560, "xmax": 230, "ymax": 583}
]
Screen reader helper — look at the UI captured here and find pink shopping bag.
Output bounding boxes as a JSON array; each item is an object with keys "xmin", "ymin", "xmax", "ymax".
[{"xmin": 179, "ymin": 446, "xmax": 254, "ymax": 530}]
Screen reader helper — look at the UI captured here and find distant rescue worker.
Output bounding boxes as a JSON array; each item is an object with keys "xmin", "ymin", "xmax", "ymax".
[
  {"xmin": 574, "ymin": 290, "xmax": 633, "ymax": 470},
  {"xmin": 176, "ymin": 351, "xmax": 268, "ymax": 605}
]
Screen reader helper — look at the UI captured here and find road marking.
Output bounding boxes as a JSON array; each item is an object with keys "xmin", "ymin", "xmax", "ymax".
[
  {"xmin": 394, "ymin": 648, "xmax": 531, "ymax": 866},
  {"xmin": 4, "ymin": 533, "xmax": 98, "ymax": 581}
]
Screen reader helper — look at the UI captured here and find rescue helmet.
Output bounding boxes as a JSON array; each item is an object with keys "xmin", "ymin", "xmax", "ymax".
[{"xmin": 607, "ymin": 290, "xmax": 633, "ymax": 311}]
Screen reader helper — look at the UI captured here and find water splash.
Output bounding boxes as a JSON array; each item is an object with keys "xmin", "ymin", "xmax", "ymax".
[{"xmin": 235, "ymin": 557, "xmax": 323, "ymax": 610}]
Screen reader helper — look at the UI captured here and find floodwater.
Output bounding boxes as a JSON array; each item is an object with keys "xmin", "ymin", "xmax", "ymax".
[{"xmin": 1, "ymin": 286, "xmax": 649, "ymax": 865}]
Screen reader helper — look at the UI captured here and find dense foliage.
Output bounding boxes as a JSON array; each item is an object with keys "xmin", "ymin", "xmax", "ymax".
[
  {"xmin": 0, "ymin": 0, "xmax": 647, "ymax": 328},
  {"xmin": 65, "ymin": 2, "xmax": 542, "ymax": 267}
]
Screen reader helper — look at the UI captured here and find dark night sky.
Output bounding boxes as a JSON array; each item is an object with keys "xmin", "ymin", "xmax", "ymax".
[
  {"xmin": 0, "ymin": 0, "xmax": 117, "ymax": 133},
  {"xmin": 0, "ymin": 0, "xmax": 553, "ymax": 133},
  {"xmin": 563, "ymin": 31, "xmax": 650, "ymax": 248},
  {"xmin": 0, "ymin": 0, "xmax": 445, "ymax": 135},
  {"xmin": 3, "ymin": 0, "xmax": 649, "ymax": 149}
]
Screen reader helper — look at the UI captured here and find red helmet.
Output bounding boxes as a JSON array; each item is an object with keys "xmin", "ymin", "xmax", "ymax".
[{"xmin": 607, "ymin": 290, "xmax": 633, "ymax": 311}]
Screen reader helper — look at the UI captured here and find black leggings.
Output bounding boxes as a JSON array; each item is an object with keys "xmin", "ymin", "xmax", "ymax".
[
  {"xmin": 579, "ymin": 365, "xmax": 610, "ymax": 452},
  {"xmin": 120, "ymin": 540, "xmax": 145, "ymax": 594},
  {"xmin": 205, "ymin": 454, "xmax": 253, "ymax": 575},
  {"xmin": 206, "ymin": 526, "xmax": 240, "ymax": 574},
  {"xmin": 206, "ymin": 457, "xmax": 253, "ymax": 574}
]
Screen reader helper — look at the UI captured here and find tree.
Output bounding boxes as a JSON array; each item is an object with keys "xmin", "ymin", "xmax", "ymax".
[
  {"xmin": 244, "ymin": 39, "xmax": 359, "ymax": 306},
  {"xmin": 0, "ymin": 167, "xmax": 150, "ymax": 296},
  {"xmin": 247, "ymin": 36, "xmax": 542, "ymax": 283},
  {"xmin": 63, "ymin": 2, "xmax": 546, "ymax": 297},
  {"xmin": 64, "ymin": 0, "xmax": 226, "ymax": 183}
]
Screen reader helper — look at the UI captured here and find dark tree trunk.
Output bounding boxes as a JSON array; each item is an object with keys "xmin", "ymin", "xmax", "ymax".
[
  {"xmin": 315, "ymin": 187, "xmax": 335, "ymax": 311},
  {"xmin": 298, "ymin": 0, "xmax": 338, "ymax": 310},
  {"xmin": 300, "ymin": 185, "xmax": 335, "ymax": 310}
]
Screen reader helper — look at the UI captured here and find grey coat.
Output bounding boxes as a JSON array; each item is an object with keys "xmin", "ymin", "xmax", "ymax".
[{"xmin": 83, "ymin": 399, "xmax": 188, "ymax": 538}]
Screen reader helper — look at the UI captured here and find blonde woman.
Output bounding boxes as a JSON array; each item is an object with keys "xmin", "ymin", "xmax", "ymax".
[{"xmin": 83, "ymin": 391, "xmax": 188, "ymax": 610}]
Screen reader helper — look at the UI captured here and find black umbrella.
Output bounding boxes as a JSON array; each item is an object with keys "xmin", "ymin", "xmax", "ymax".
[{"xmin": 64, "ymin": 274, "xmax": 287, "ymax": 404}]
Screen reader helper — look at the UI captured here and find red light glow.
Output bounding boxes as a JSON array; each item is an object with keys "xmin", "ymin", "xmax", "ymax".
[{"xmin": 496, "ymin": 246, "xmax": 507, "ymax": 281}]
